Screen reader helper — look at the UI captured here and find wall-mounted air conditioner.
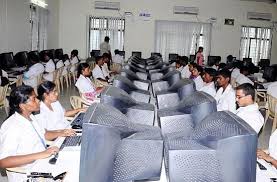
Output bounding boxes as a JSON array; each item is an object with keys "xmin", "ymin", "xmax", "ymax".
[
  {"xmin": 173, "ymin": 6, "xmax": 199, "ymax": 15},
  {"xmin": 247, "ymin": 12, "xmax": 272, "ymax": 21},
  {"xmin": 94, "ymin": 1, "xmax": 120, "ymax": 10}
]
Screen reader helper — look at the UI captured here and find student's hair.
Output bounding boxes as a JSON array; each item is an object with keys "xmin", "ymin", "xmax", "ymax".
[
  {"xmin": 240, "ymin": 66, "xmax": 249, "ymax": 75},
  {"xmin": 218, "ymin": 63, "xmax": 227, "ymax": 70},
  {"xmin": 227, "ymin": 55, "xmax": 233, "ymax": 62},
  {"xmin": 190, "ymin": 62, "xmax": 198, "ymax": 68},
  {"xmin": 198, "ymin": 47, "xmax": 203, "ymax": 52},
  {"xmin": 180, "ymin": 56, "xmax": 189, "ymax": 66},
  {"xmin": 236, "ymin": 83, "xmax": 255, "ymax": 101},
  {"xmin": 77, "ymin": 63, "xmax": 90, "ymax": 78},
  {"xmin": 204, "ymin": 68, "xmax": 217, "ymax": 78},
  {"xmin": 42, "ymin": 51, "xmax": 50, "ymax": 62},
  {"xmin": 104, "ymin": 36, "xmax": 110, "ymax": 42},
  {"xmin": 29, "ymin": 53, "xmax": 40, "ymax": 64},
  {"xmin": 114, "ymin": 49, "xmax": 119, "ymax": 55},
  {"xmin": 194, "ymin": 64, "xmax": 203, "ymax": 74},
  {"xmin": 9, "ymin": 85, "xmax": 34, "ymax": 116},
  {"xmin": 37, "ymin": 81, "xmax": 56, "ymax": 101},
  {"xmin": 62, "ymin": 54, "xmax": 69, "ymax": 62},
  {"xmin": 102, "ymin": 53, "xmax": 110, "ymax": 60},
  {"xmin": 71, "ymin": 49, "xmax": 79, "ymax": 57},
  {"xmin": 217, "ymin": 69, "xmax": 231, "ymax": 80},
  {"xmin": 90, "ymin": 51, "xmax": 95, "ymax": 57},
  {"xmin": 95, "ymin": 56, "xmax": 103, "ymax": 64}
]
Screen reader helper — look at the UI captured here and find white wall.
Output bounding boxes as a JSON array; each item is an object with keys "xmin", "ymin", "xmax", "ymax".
[
  {"xmin": 59, "ymin": 0, "xmax": 277, "ymax": 64},
  {"xmin": 0, "ymin": 0, "xmax": 30, "ymax": 53},
  {"xmin": 47, "ymin": 0, "xmax": 60, "ymax": 50}
]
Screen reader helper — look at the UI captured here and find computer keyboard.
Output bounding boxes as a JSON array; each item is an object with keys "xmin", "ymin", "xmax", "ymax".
[
  {"xmin": 60, "ymin": 135, "xmax": 82, "ymax": 150},
  {"xmin": 71, "ymin": 112, "xmax": 85, "ymax": 126}
]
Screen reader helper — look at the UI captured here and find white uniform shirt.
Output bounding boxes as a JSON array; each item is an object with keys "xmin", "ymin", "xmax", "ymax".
[
  {"xmin": 92, "ymin": 65, "xmax": 106, "ymax": 80},
  {"xmin": 75, "ymin": 75, "xmax": 96, "ymax": 94},
  {"xmin": 0, "ymin": 113, "xmax": 46, "ymax": 182},
  {"xmin": 37, "ymin": 101, "xmax": 69, "ymax": 130},
  {"xmin": 2, "ymin": 70, "xmax": 8, "ymax": 78},
  {"xmin": 102, "ymin": 63, "xmax": 110, "ymax": 78},
  {"xmin": 236, "ymin": 73, "xmax": 254, "ymax": 85},
  {"xmin": 112, "ymin": 54, "xmax": 124, "ymax": 65},
  {"xmin": 23, "ymin": 63, "xmax": 45, "ymax": 88},
  {"xmin": 70, "ymin": 56, "xmax": 79, "ymax": 73},
  {"xmin": 43, "ymin": 59, "xmax": 55, "ymax": 81},
  {"xmin": 100, "ymin": 41, "xmax": 111, "ymax": 56},
  {"xmin": 62, "ymin": 59, "xmax": 70, "ymax": 76},
  {"xmin": 199, "ymin": 81, "xmax": 216, "ymax": 97},
  {"xmin": 269, "ymin": 130, "xmax": 277, "ymax": 160},
  {"xmin": 56, "ymin": 60, "xmax": 64, "ymax": 69},
  {"xmin": 235, "ymin": 103, "xmax": 264, "ymax": 133},
  {"xmin": 177, "ymin": 65, "xmax": 191, "ymax": 79},
  {"xmin": 267, "ymin": 82, "xmax": 277, "ymax": 98},
  {"xmin": 214, "ymin": 84, "xmax": 236, "ymax": 113},
  {"xmin": 231, "ymin": 68, "xmax": 240, "ymax": 79},
  {"xmin": 193, "ymin": 75, "xmax": 204, "ymax": 91}
]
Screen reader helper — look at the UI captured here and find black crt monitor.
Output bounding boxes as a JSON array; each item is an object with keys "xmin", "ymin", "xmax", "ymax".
[
  {"xmin": 258, "ymin": 59, "xmax": 270, "ymax": 70},
  {"xmin": 189, "ymin": 55, "xmax": 196, "ymax": 62},
  {"xmin": 151, "ymin": 52, "xmax": 161, "ymax": 57},
  {"xmin": 263, "ymin": 65, "xmax": 277, "ymax": 82},
  {"xmin": 168, "ymin": 54, "xmax": 178, "ymax": 61},
  {"xmin": 90, "ymin": 49, "xmax": 100, "ymax": 57},
  {"xmin": 207, "ymin": 56, "xmax": 221, "ymax": 66},
  {"xmin": 0, "ymin": 52, "xmax": 16, "ymax": 70},
  {"xmin": 118, "ymin": 50, "xmax": 125, "ymax": 58},
  {"xmin": 14, "ymin": 51, "xmax": 29, "ymax": 67},
  {"xmin": 132, "ymin": 51, "xmax": 142, "ymax": 58},
  {"xmin": 243, "ymin": 57, "xmax": 252, "ymax": 65}
]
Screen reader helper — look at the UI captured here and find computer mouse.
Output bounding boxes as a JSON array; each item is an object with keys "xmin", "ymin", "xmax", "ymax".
[{"xmin": 72, "ymin": 125, "xmax": 82, "ymax": 129}]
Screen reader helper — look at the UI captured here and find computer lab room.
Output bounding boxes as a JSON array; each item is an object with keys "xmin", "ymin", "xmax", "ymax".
[{"xmin": 0, "ymin": 0, "xmax": 277, "ymax": 181}]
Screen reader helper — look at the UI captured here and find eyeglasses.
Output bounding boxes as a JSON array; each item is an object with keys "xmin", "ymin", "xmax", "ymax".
[{"xmin": 236, "ymin": 95, "xmax": 248, "ymax": 99}]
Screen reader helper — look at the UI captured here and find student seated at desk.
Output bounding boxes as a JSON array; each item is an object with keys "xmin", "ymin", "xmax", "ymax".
[
  {"xmin": 214, "ymin": 69, "xmax": 236, "ymax": 113},
  {"xmin": 76, "ymin": 63, "xmax": 103, "ymax": 102},
  {"xmin": 235, "ymin": 83, "xmax": 264, "ymax": 133},
  {"xmin": 37, "ymin": 81, "xmax": 86, "ymax": 130},
  {"xmin": 199, "ymin": 68, "xmax": 217, "ymax": 97},
  {"xmin": 92, "ymin": 56, "xmax": 109, "ymax": 86},
  {"xmin": 267, "ymin": 81, "xmax": 277, "ymax": 98},
  {"xmin": 42, "ymin": 52, "xmax": 55, "ymax": 82},
  {"xmin": 190, "ymin": 64, "xmax": 204, "ymax": 91},
  {"xmin": 70, "ymin": 49, "xmax": 79, "ymax": 73},
  {"xmin": 23, "ymin": 54, "xmax": 44, "ymax": 88},
  {"xmin": 257, "ymin": 130, "xmax": 277, "ymax": 168},
  {"xmin": 0, "ymin": 85, "xmax": 75, "ymax": 182},
  {"xmin": 175, "ymin": 56, "xmax": 191, "ymax": 79},
  {"xmin": 0, "ymin": 69, "xmax": 9, "ymax": 86}
]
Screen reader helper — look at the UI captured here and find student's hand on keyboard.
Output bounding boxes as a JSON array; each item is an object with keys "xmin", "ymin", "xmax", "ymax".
[
  {"xmin": 257, "ymin": 149, "xmax": 274, "ymax": 163},
  {"xmin": 78, "ymin": 107, "xmax": 87, "ymax": 113},
  {"xmin": 61, "ymin": 129, "xmax": 76, "ymax": 137},
  {"xmin": 41, "ymin": 146, "xmax": 59, "ymax": 159}
]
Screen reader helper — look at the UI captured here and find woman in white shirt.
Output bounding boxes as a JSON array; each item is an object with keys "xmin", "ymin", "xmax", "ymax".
[
  {"xmin": 37, "ymin": 81, "xmax": 86, "ymax": 130},
  {"xmin": 76, "ymin": 63, "xmax": 103, "ymax": 102},
  {"xmin": 257, "ymin": 130, "xmax": 277, "ymax": 168},
  {"xmin": 199, "ymin": 68, "xmax": 217, "ymax": 97},
  {"xmin": 23, "ymin": 54, "xmax": 45, "ymax": 88},
  {"xmin": 176, "ymin": 57, "xmax": 191, "ymax": 79},
  {"xmin": 0, "ymin": 85, "xmax": 75, "ymax": 181},
  {"xmin": 70, "ymin": 49, "xmax": 79, "ymax": 73},
  {"xmin": 191, "ymin": 64, "xmax": 204, "ymax": 91},
  {"xmin": 42, "ymin": 52, "xmax": 55, "ymax": 81},
  {"xmin": 62, "ymin": 54, "xmax": 70, "ymax": 76}
]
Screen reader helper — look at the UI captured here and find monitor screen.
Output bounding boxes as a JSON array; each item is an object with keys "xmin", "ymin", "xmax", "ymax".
[
  {"xmin": 118, "ymin": 51, "xmax": 125, "ymax": 58},
  {"xmin": 132, "ymin": 51, "xmax": 142, "ymax": 58},
  {"xmin": 0, "ymin": 52, "xmax": 16, "ymax": 69},
  {"xmin": 207, "ymin": 56, "xmax": 221, "ymax": 66},
  {"xmin": 14, "ymin": 51, "xmax": 28, "ymax": 67},
  {"xmin": 189, "ymin": 55, "xmax": 196, "ymax": 62},
  {"xmin": 90, "ymin": 50, "xmax": 100, "ymax": 57},
  {"xmin": 168, "ymin": 54, "xmax": 178, "ymax": 61}
]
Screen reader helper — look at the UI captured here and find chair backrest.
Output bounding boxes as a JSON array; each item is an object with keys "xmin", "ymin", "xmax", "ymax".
[
  {"xmin": 268, "ymin": 94, "xmax": 277, "ymax": 115},
  {"xmin": 36, "ymin": 73, "xmax": 43, "ymax": 86},
  {"xmin": 70, "ymin": 96, "xmax": 83, "ymax": 109},
  {"xmin": 16, "ymin": 75, "xmax": 23, "ymax": 87},
  {"xmin": 0, "ymin": 84, "xmax": 9, "ymax": 104}
]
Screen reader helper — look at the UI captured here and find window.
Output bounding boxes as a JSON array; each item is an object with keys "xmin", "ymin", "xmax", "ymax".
[
  {"xmin": 155, "ymin": 21, "xmax": 211, "ymax": 62},
  {"xmin": 88, "ymin": 16, "xmax": 125, "ymax": 55},
  {"xmin": 240, "ymin": 26, "xmax": 272, "ymax": 65},
  {"xmin": 29, "ymin": 3, "xmax": 48, "ymax": 51}
]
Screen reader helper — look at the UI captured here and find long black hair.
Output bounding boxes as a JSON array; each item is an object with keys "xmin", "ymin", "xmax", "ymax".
[
  {"xmin": 77, "ymin": 63, "xmax": 90, "ymax": 78},
  {"xmin": 9, "ymin": 85, "xmax": 34, "ymax": 116},
  {"xmin": 37, "ymin": 81, "xmax": 56, "ymax": 101}
]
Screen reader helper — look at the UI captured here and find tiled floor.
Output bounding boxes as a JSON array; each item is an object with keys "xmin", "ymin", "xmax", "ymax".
[{"xmin": 0, "ymin": 83, "xmax": 273, "ymax": 181}]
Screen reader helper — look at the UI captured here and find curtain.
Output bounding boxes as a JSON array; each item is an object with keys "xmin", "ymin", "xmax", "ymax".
[
  {"xmin": 30, "ymin": 4, "xmax": 48, "ymax": 51},
  {"xmin": 155, "ymin": 20, "xmax": 211, "ymax": 62},
  {"xmin": 89, "ymin": 16, "xmax": 125, "ymax": 54},
  {"xmin": 240, "ymin": 26, "xmax": 272, "ymax": 65}
]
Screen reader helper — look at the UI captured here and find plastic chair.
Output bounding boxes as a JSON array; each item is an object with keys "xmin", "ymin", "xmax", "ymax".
[
  {"xmin": 264, "ymin": 94, "xmax": 277, "ymax": 133},
  {"xmin": 0, "ymin": 84, "xmax": 9, "ymax": 116}
]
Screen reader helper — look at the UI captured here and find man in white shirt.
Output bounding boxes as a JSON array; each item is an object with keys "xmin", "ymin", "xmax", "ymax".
[
  {"xmin": 214, "ymin": 69, "xmax": 236, "ymax": 113},
  {"xmin": 112, "ymin": 49, "xmax": 124, "ymax": 65},
  {"xmin": 191, "ymin": 64, "xmax": 204, "ymax": 91},
  {"xmin": 100, "ymin": 36, "xmax": 111, "ymax": 56},
  {"xmin": 235, "ymin": 83, "xmax": 264, "ymax": 133},
  {"xmin": 23, "ymin": 54, "xmax": 44, "ymax": 88},
  {"xmin": 92, "ymin": 56, "xmax": 108, "ymax": 82},
  {"xmin": 267, "ymin": 81, "xmax": 277, "ymax": 98},
  {"xmin": 236, "ymin": 73, "xmax": 254, "ymax": 85},
  {"xmin": 199, "ymin": 68, "xmax": 217, "ymax": 97}
]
